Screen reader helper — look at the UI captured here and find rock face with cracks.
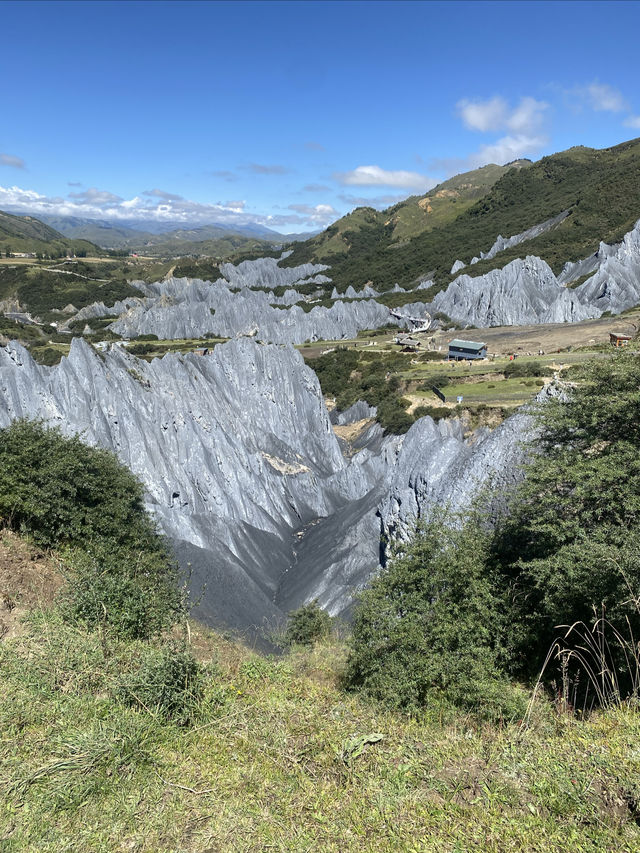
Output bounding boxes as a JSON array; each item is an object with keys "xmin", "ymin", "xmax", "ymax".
[
  {"xmin": 431, "ymin": 219, "xmax": 640, "ymax": 327},
  {"xmin": 0, "ymin": 337, "xmax": 534, "ymax": 637}
]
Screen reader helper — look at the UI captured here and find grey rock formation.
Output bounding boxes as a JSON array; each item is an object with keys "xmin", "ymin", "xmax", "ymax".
[
  {"xmin": 431, "ymin": 218, "xmax": 640, "ymax": 327},
  {"xmin": 432, "ymin": 255, "xmax": 599, "ymax": 327},
  {"xmin": 556, "ymin": 240, "xmax": 619, "ymax": 285},
  {"xmin": 470, "ymin": 211, "xmax": 570, "ymax": 266},
  {"xmin": 0, "ymin": 337, "xmax": 536, "ymax": 635},
  {"xmin": 219, "ymin": 255, "xmax": 329, "ymax": 289},
  {"xmin": 450, "ymin": 260, "xmax": 466, "ymax": 275},
  {"xmin": 571, "ymin": 222, "xmax": 640, "ymax": 313},
  {"xmin": 378, "ymin": 406, "xmax": 535, "ymax": 542},
  {"xmin": 108, "ymin": 286, "xmax": 417, "ymax": 343},
  {"xmin": 330, "ymin": 400, "xmax": 377, "ymax": 426},
  {"xmin": 330, "ymin": 285, "xmax": 380, "ymax": 300}
]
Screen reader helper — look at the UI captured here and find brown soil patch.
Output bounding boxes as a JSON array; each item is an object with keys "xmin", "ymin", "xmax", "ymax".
[
  {"xmin": 436, "ymin": 310, "xmax": 640, "ymax": 356},
  {"xmin": 332, "ymin": 418, "xmax": 376, "ymax": 443},
  {"xmin": 0, "ymin": 529, "xmax": 63, "ymax": 640}
]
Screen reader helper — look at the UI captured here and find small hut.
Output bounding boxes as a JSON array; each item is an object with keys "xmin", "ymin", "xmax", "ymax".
[
  {"xmin": 609, "ymin": 332, "xmax": 632, "ymax": 348},
  {"xmin": 448, "ymin": 339, "xmax": 487, "ymax": 361}
]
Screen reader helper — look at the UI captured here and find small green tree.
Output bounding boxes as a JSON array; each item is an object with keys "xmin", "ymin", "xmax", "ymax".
[
  {"xmin": 0, "ymin": 420, "xmax": 185, "ymax": 638},
  {"xmin": 284, "ymin": 599, "xmax": 332, "ymax": 647},
  {"xmin": 344, "ymin": 517, "xmax": 524, "ymax": 719}
]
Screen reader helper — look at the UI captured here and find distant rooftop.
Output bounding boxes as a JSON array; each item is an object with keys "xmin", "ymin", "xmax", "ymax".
[{"xmin": 448, "ymin": 339, "xmax": 487, "ymax": 350}]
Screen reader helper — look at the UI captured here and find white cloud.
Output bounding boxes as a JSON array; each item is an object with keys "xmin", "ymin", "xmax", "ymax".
[
  {"xmin": 0, "ymin": 183, "xmax": 320, "ymax": 232},
  {"xmin": 334, "ymin": 165, "xmax": 436, "ymax": 191},
  {"xmin": 68, "ymin": 187, "xmax": 123, "ymax": 205},
  {"xmin": 623, "ymin": 115, "xmax": 640, "ymax": 129},
  {"xmin": 466, "ymin": 134, "xmax": 547, "ymax": 168},
  {"xmin": 457, "ymin": 95, "xmax": 548, "ymax": 135},
  {"xmin": 0, "ymin": 153, "xmax": 26, "ymax": 169},
  {"xmin": 583, "ymin": 82, "xmax": 628, "ymax": 112},
  {"xmin": 287, "ymin": 203, "xmax": 338, "ymax": 226},
  {"xmin": 143, "ymin": 188, "xmax": 184, "ymax": 201},
  {"xmin": 457, "ymin": 96, "xmax": 508, "ymax": 132}
]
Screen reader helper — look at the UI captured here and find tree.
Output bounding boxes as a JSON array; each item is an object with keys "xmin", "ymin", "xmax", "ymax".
[
  {"xmin": 284, "ymin": 599, "xmax": 332, "ymax": 647},
  {"xmin": 493, "ymin": 352, "xmax": 640, "ymax": 679},
  {"xmin": 344, "ymin": 516, "xmax": 524, "ymax": 719}
]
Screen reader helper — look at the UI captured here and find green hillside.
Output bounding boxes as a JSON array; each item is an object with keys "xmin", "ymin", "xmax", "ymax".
[
  {"xmin": 0, "ymin": 211, "xmax": 101, "ymax": 258},
  {"xmin": 0, "ymin": 262, "xmax": 141, "ymax": 321},
  {"xmin": 131, "ymin": 232, "xmax": 275, "ymax": 259},
  {"xmin": 284, "ymin": 138, "xmax": 640, "ymax": 292},
  {"xmin": 384, "ymin": 161, "xmax": 531, "ymax": 243}
]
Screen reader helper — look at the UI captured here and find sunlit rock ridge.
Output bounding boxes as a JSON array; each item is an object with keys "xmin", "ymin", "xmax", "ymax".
[
  {"xmin": 432, "ymin": 218, "xmax": 640, "ymax": 327},
  {"xmin": 0, "ymin": 338, "xmax": 533, "ymax": 635}
]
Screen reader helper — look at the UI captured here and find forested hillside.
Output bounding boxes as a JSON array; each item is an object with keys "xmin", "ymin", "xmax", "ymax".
[{"xmin": 283, "ymin": 138, "xmax": 640, "ymax": 292}]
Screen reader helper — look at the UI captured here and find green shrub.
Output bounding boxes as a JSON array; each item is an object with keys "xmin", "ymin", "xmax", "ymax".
[
  {"xmin": 116, "ymin": 642, "xmax": 203, "ymax": 723},
  {"xmin": 0, "ymin": 420, "xmax": 159, "ymax": 552},
  {"xmin": 284, "ymin": 600, "xmax": 332, "ymax": 647},
  {"xmin": 413, "ymin": 405, "xmax": 450, "ymax": 421},
  {"xmin": 421, "ymin": 372, "xmax": 451, "ymax": 389},
  {"xmin": 344, "ymin": 518, "xmax": 524, "ymax": 720},
  {"xmin": 0, "ymin": 420, "xmax": 185, "ymax": 638},
  {"xmin": 29, "ymin": 346, "xmax": 64, "ymax": 366},
  {"xmin": 61, "ymin": 541, "xmax": 185, "ymax": 639},
  {"xmin": 128, "ymin": 342, "xmax": 155, "ymax": 356},
  {"xmin": 503, "ymin": 360, "xmax": 544, "ymax": 378},
  {"xmin": 494, "ymin": 352, "xmax": 640, "ymax": 690},
  {"xmin": 377, "ymin": 397, "xmax": 414, "ymax": 434}
]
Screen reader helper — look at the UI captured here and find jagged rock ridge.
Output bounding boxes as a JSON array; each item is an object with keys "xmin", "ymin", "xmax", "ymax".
[
  {"xmin": 0, "ymin": 338, "xmax": 535, "ymax": 635},
  {"xmin": 432, "ymin": 218, "xmax": 640, "ymax": 327}
]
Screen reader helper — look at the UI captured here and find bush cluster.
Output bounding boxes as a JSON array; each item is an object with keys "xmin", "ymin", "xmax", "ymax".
[
  {"xmin": 116, "ymin": 642, "xmax": 204, "ymax": 723},
  {"xmin": 345, "ymin": 352, "xmax": 640, "ymax": 715},
  {"xmin": 284, "ymin": 600, "xmax": 332, "ymax": 647},
  {"xmin": 503, "ymin": 360, "xmax": 544, "ymax": 378},
  {"xmin": 0, "ymin": 420, "xmax": 185, "ymax": 639}
]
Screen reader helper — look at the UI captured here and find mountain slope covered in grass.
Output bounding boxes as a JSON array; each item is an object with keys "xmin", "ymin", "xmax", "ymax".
[
  {"xmin": 284, "ymin": 138, "xmax": 640, "ymax": 292},
  {"xmin": 0, "ymin": 210, "xmax": 100, "ymax": 257}
]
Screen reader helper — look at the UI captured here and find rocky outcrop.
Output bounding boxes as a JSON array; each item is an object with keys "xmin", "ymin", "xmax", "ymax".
[
  {"xmin": 432, "ymin": 218, "xmax": 640, "ymax": 327},
  {"xmin": 571, "ymin": 222, "xmax": 640, "ymax": 313},
  {"xmin": 219, "ymin": 255, "xmax": 330, "ymax": 289},
  {"xmin": 107, "ymin": 286, "xmax": 418, "ymax": 343},
  {"xmin": 0, "ymin": 337, "xmax": 536, "ymax": 635},
  {"xmin": 469, "ymin": 211, "xmax": 570, "ymax": 266},
  {"xmin": 378, "ymin": 405, "xmax": 536, "ymax": 542},
  {"xmin": 432, "ymin": 255, "xmax": 599, "ymax": 327}
]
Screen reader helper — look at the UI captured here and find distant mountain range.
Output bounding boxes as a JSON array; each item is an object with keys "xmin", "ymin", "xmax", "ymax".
[{"xmin": 34, "ymin": 215, "xmax": 317, "ymax": 252}]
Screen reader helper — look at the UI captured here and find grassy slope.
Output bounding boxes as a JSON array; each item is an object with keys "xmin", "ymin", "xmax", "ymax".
[
  {"xmin": 0, "ymin": 210, "xmax": 100, "ymax": 257},
  {"xmin": 284, "ymin": 138, "xmax": 640, "ymax": 292},
  {"xmin": 2, "ymin": 592, "xmax": 640, "ymax": 851},
  {"xmin": 384, "ymin": 161, "xmax": 531, "ymax": 243}
]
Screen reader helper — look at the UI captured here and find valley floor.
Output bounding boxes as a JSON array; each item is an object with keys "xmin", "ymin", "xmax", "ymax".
[{"xmin": 2, "ymin": 533, "xmax": 640, "ymax": 853}]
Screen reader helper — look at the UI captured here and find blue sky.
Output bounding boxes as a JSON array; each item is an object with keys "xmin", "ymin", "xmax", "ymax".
[{"xmin": 2, "ymin": 0, "xmax": 640, "ymax": 233}]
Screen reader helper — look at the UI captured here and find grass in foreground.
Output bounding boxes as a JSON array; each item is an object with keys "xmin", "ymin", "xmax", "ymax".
[{"xmin": 2, "ymin": 598, "xmax": 640, "ymax": 852}]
